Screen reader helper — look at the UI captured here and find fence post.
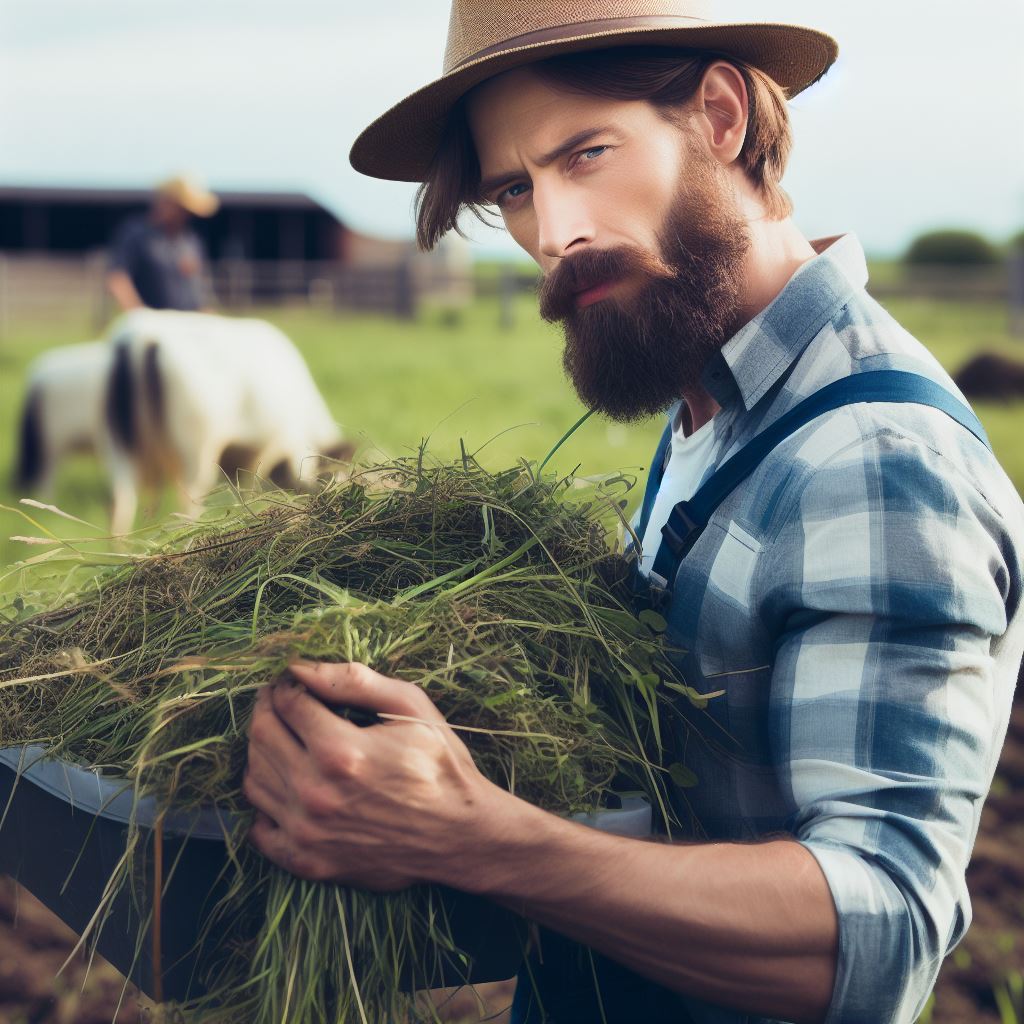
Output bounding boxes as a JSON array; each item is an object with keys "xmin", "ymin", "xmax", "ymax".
[
  {"xmin": 1010, "ymin": 247, "xmax": 1024, "ymax": 338},
  {"xmin": 89, "ymin": 252, "xmax": 110, "ymax": 330},
  {"xmin": 225, "ymin": 260, "xmax": 253, "ymax": 309},
  {"xmin": 308, "ymin": 275, "xmax": 335, "ymax": 310},
  {"xmin": 0, "ymin": 255, "xmax": 7, "ymax": 342},
  {"xmin": 499, "ymin": 263, "xmax": 516, "ymax": 330},
  {"xmin": 395, "ymin": 261, "xmax": 415, "ymax": 319}
]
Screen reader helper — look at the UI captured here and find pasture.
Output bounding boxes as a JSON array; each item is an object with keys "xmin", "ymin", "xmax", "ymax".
[{"xmin": 2, "ymin": 288, "xmax": 1023, "ymax": 574}]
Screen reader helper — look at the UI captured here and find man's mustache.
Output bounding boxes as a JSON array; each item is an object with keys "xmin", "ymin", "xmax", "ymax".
[{"xmin": 538, "ymin": 245, "xmax": 675, "ymax": 323}]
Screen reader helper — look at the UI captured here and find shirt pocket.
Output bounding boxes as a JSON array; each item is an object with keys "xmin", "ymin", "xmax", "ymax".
[
  {"xmin": 663, "ymin": 519, "xmax": 769, "ymax": 764},
  {"xmin": 697, "ymin": 519, "xmax": 764, "ymax": 680}
]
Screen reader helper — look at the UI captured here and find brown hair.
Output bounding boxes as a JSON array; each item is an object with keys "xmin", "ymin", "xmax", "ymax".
[{"xmin": 415, "ymin": 47, "xmax": 794, "ymax": 251}]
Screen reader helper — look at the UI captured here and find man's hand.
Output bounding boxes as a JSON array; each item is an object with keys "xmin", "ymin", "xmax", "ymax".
[
  {"xmin": 243, "ymin": 659, "xmax": 838, "ymax": 1022},
  {"xmin": 243, "ymin": 660, "xmax": 503, "ymax": 888}
]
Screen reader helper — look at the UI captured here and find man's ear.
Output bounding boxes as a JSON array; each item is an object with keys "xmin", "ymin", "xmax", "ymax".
[{"xmin": 694, "ymin": 62, "xmax": 749, "ymax": 167}]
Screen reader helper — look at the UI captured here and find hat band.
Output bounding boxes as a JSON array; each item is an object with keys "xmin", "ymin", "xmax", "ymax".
[{"xmin": 448, "ymin": 14, "xmax": 708, "ymax": 72}]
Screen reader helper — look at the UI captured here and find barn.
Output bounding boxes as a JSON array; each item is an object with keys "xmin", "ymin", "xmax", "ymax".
[
  {"xmin": 0, "ymin": 184, "xmax": 346, "ymax": 262},
  {"xmin": 0, "ymin": 184, "xmax": 469, "ymax": 325}
]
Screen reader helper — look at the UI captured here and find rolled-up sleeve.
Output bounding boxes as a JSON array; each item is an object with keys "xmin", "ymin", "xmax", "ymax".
[{"xmin": 762, "ymin": 424, "xmax": 1019, "ymax": 1024}]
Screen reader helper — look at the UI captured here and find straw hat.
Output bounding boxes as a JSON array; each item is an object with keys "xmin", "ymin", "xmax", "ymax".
[
  {"xmin": 156, "ymin": 174, "xmax": 220, "ymax": 217},
  {"xmin": 350, "ymin": 0, "xmax": 838, "ymax": 182}
]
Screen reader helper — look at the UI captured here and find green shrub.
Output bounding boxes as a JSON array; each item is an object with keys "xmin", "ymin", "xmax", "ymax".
[{"xmin": 905, "ymin": 230, "xmax": 999, "ymax": 266}]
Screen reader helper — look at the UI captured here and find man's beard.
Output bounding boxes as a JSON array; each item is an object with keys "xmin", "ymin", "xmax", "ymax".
[{"xmin": 538, "ymin": 156, "xmax": 751, "ymax": 423}]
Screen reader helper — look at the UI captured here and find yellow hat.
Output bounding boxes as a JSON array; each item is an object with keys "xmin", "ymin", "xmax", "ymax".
[{"xmin": 156, "ymin": 174, "xmax": 219, "ymax": 217}]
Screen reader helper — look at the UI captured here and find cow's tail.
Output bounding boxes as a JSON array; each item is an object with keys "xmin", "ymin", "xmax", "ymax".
[
  {"xmin": 142, "ymin": 341, "xmax": 165, "ymax": 435},
  {"xmin": 105, "ymin": 338, "xmax": 165, "ymax": 456},
  {"xmin": 105, "ymin": 340, "xmax": 135, "ymax": 450},
  {"xmin": 13, "ymin": 387, "xmax": 44, "ymax": 491}
]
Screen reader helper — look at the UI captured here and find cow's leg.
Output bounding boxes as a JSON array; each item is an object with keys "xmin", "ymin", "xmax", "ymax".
[
  {"xmin": 106, "ymin": 448, "xmax": 140, "ymax": 536},
  {"xmin": 32, "ymin": 452, "xmax": 57, "ymax": 503},
  {"xmin": 176, "ymin": 443, "xmax": 223, "ymax": 520}
]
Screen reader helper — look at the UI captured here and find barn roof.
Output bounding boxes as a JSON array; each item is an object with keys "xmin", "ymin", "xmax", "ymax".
[{"xmin": 0, "ymin": 184, "xmax": 339, "ymax": 218}]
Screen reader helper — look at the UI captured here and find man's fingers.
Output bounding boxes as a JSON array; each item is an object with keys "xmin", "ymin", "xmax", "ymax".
[
  {"xmin": 243, "ymin": 742, "xmax": 290, "ymax": 809},
  {"xmin": 270, "ymin": 676, "xmax": 364, "ymax": 764},
  {"xmin": 248, "ymin": 685, "xmax": 307, "ymax": 761},
  {"xmin": 249, "ymin": 809, "xmax": 327, "ymax": 880},
  {"xmin": 288, "ymin": 660, "xmax": 443, "ymax": 723},
  {"xmin": 248, "ymin": 810, "xmax": 292, "ymax": 864},
  {"xmin": 250, "ymin": 809, "xmax": 279, "ymax": 832}
]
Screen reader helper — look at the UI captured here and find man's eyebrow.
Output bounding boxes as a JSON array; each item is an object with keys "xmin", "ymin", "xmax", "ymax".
[{"xmin": 478, "ymin": 126, "xmax": 615, "ymax": 199}]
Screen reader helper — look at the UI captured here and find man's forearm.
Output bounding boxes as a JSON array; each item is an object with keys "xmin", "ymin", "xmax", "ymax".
[
  {"xmin": 443, "ymin": 789, "xmax": 839, "ymax": 1024},
  {"xmin": 106, "ymin": 270, "xmax": 144, "ymax": 310},
  {"xmin": 246, "ymin": 666, "xmax": 839, "ymax": 1022}
]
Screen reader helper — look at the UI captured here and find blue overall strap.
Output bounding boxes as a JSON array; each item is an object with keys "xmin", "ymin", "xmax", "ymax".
[
  {"xmin": 633, "ymin": 419, "xmax": 673, "ymax": 548},
  {"xmin": 650, "ymin": 369, "xmax": 991, "ymax": 586}
]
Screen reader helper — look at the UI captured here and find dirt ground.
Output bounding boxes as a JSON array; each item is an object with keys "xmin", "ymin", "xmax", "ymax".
[
  {"xmin": 0, "ymin": 700, "xmax": 1020, "ymax": 1024},
  {"xmin": 930, "ymin": 695, "xmax": 1024, "ymax": 1023}
]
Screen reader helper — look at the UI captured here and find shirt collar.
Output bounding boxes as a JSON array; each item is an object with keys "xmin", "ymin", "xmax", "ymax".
[{"xmin": 700, "ymin": 234, "xmax": 869, "ymax": 411}]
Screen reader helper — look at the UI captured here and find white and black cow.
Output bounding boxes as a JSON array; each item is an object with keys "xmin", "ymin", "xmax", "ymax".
[
  {"xmin": 102, "ymin": 310, "xmax": 353, "ymax": 533},
  {"xmin": 14, "ymin": 312, "xmax": 352, "ymax": 535}
]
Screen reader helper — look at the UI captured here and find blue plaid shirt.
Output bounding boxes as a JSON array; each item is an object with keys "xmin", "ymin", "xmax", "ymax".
[
  {"xmin": 514, "ymin": 235, "xmax": 1024, "ymax": 1024},
  {"xmin": 624, "ymin": 234, "xmax": 1024, "ymax": 1024}
]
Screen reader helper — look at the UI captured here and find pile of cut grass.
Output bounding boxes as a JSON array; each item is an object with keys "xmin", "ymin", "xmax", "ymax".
[{"xmin": 0, "ymin": 452, "xmax": 700, "ymax": 1023}]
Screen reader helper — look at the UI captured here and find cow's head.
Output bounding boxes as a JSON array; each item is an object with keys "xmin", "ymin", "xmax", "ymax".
[{"xmin": 269, "ymin": 441, "xmax": 358, "ymax": 493}]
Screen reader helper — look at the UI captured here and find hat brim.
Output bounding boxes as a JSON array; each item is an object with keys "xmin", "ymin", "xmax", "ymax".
[
  {"xmin": 181, "ymin": 194, "xmax": 220, "ymax": 217},
  {"xmin": 350, "ymin": 21, "xmax": 838, "ymax": 183},
  {"xmin": 160, "ymin": 188, "xmax": 220, "ymax": 217}
]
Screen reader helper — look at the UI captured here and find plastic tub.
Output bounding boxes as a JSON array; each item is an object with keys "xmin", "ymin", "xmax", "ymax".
[{"xmin": 0, "ymin": 745, "xmax": 649, "ymax": 1001}]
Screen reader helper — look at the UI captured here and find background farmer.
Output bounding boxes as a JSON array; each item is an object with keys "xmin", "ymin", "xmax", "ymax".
[
  {"xmin": 106, "ymin": 174, "xmax": 218, "ymax": 311},
  {"xmin": 244, "ymin": 3, "xmax": 1024, "ymax": 1023}
]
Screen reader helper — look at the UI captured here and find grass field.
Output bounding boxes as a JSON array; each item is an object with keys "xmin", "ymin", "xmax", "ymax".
[{"xmin": 2, "ymin": 288, "xmax": 1023, "ymax": 573}]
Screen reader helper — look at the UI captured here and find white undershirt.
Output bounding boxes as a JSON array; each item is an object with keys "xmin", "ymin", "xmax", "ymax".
[{"xmin": 636, "ymin": 406, "xmax": 718, "ymax": 577}]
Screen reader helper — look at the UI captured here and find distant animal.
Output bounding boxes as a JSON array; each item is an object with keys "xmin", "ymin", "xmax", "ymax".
[
  {"xmin": 953, "ymin": 352, "xmax": 1024, "ymax": 402},
  {"xmin": 103, "ymin": 310, "xmax": 354, "ymax": 534},
  {"xmin": 14, "ymin": 340, "xmax": 114, "ymax": 500}
]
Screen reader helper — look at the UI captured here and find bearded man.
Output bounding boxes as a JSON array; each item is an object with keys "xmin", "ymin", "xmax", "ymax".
[{"xmin": 241, "ymin": 4, "xmax": 1024, "ymax": 1023}]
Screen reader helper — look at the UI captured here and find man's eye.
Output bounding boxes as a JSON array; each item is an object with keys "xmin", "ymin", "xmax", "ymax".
[
  {"xmin": 580, "ymin": 146, "xmax": 607, "ymax": 161},
  {"xmin": 497, "ymin": 183, "xmax": 529, "ymax": 206}
]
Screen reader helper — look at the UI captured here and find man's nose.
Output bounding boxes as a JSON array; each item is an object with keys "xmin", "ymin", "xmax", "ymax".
[{"xmin": 535, "ymin": 184, "xmax": 596, "ymax": 261}]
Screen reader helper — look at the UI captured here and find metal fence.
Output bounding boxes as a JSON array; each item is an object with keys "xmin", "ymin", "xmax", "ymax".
[
  {"xmin": 0, "ymin": 254, "xmax": 464, "ymax": 334},
  {"xmin": 0, "ymin": 254, "xmax": 110, "ymax": 336},
  {"xmin": 0, "ymin": 253, "xmax": 1021, "ymax": 338},
  {"xmin": 211, "ymin": 260, "xmax": 419, "ymax": 317},
  {"xmin": 867, "ymin": 265, "xmax": 1016, "ymax": 303}
]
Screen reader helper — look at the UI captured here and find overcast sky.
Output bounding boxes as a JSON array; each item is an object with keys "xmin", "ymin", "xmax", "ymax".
[{"xmin": 2, "ymin": 0, "xmax": 1023, "ymax": 257}]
